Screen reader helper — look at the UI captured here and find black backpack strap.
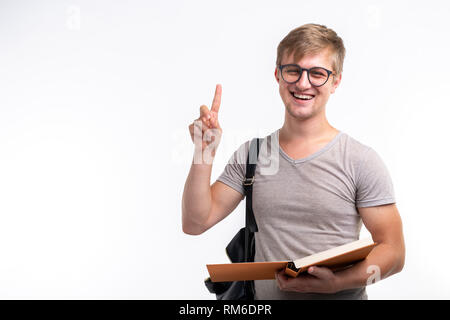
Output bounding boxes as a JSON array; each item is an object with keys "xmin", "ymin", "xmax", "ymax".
[
  {"xmin": 243, "ymin": 138, "xmax": 260, "ymax": 233},
  {"xmin": 243, "ymin": 137, "xmax": 260, "ymax": 299},
  {"xmin": 243, "ymin": 138, "xmax": 260, "ymax": 247}
]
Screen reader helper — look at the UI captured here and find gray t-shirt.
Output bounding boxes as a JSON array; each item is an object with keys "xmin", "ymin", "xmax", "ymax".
[{"xmin": 216, "ymin": 129, "xmax": 395, "ymax": 300}]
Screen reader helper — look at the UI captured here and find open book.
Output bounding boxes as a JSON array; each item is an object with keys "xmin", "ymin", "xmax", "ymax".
[{"xmin": 207, "ymin": 238, "xmax": 376, "ymax": 282}]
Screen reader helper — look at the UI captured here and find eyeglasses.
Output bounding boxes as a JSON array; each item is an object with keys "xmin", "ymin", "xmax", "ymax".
[{"xmin": 278, "ymin": 64, "xmax": 334, "ymax": 87}]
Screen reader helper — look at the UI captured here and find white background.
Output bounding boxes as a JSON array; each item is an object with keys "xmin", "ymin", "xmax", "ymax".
[{"xmin": 0, "ymin": 0, "xmax": 449, "ymax": 299}]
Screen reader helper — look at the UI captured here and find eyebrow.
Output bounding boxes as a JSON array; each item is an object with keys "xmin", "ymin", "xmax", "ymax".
[{"xmin": 282, "ymin": 63, "xmax": 331, "ymax": 69}]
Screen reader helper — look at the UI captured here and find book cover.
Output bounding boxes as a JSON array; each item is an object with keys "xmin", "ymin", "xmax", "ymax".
[{"xmin": 207, "ymin": 238, "xmax": 376, "ymax": 282}]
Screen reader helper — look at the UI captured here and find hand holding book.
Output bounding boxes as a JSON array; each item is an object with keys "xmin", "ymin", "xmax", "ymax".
[{"xmin": 275, "ymin": 265, "xmax": 340, "ymax": 294}]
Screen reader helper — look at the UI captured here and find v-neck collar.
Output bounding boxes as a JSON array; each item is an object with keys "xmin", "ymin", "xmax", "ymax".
[{"xmin": 275, "ymin": 129, "xmax": 343, "ymax": 164}]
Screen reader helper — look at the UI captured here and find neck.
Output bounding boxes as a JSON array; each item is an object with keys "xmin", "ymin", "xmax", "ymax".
[{"xmin": 280, "ymin": 112, "xmax": 337, "ymax": 143}]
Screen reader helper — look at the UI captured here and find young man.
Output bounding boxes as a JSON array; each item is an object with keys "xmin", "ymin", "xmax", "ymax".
[{"xmin": 182, "ymin": 24, "xmax": 405, "ymax": 300}]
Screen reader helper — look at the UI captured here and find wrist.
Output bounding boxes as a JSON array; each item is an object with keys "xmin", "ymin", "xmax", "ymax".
[
  {"xmin": 333, "ymin": 267, "xmax": 368, "ymax": 292},
  {"xmin": 332, "ymin": 273, "xmax": 345, "ymax": 293}
]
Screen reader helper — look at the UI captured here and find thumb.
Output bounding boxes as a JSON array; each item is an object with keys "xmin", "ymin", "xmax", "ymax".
[
  {"xmin": 307, "ymin": 266, "xmax": 332, "ymax": 279},
  {"xmin": 199, "ymin": 105, "xmax": 210, "ymax": 119}
]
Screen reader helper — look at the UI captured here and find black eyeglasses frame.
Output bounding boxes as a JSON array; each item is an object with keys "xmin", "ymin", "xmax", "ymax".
[{"xmin": 278, "ymin": 64, "xmax": 335, "ymax": 87}]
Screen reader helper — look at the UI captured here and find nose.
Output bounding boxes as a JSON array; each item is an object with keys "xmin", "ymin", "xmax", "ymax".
[{"xmin": 296, "ymin": 69, "xmax": 311, "ymax": 89}]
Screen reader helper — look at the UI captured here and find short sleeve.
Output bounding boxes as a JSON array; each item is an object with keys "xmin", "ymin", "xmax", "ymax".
[
  {"xmin": 355, "ymin": 148, "xmax": 396, "ymax": 208},
  {"xmin": 216, "ymin": 141, "xmax": 250, "ymax": 196}
]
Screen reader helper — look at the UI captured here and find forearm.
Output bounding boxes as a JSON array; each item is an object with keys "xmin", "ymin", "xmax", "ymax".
[
  {"xmin": 181, "ymin": 158, "xmax": 214, "ymax": 234},
  {"xmin": 334, "ymin": 241, "xmax": 405, "ymax": 291}
]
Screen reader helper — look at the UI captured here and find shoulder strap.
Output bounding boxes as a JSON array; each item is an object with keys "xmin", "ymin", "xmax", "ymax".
[{"xmin": 243, "ymin": 138, "xmax": 260, "ymax": 233}]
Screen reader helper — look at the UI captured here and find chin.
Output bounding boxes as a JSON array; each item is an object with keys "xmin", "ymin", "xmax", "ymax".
[{"xmin": 286, "ymin": 105, "xmax": 316, "ymax": 120}]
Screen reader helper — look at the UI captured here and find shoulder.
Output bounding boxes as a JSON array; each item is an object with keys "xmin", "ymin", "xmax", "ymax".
[
  {"xmin": 341, "ymin": 133, "xmax": 387, "ymax": 165},
  {"xmin": 333, "ymin": 132, "xmax": 390, "ymax": 182},
  {"xmin": 338, "ymin": 133, "xmax": 393, "ymax": 188},
  {"xmin": 228, "ymin": 130, "xmax": 276, "ymax": 165},
  {"xmin": 337, "ymin": 132, "xmax": 372, "ymax": 158},
  {"xmin": 332, "ymin": 132, "xmax": 374, "ymax": 168}
]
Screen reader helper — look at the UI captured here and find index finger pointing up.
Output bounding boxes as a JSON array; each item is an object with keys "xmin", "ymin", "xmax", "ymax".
[{"xmin": 211, "ymin": 84, "xmax": 222, "ymax": 113}]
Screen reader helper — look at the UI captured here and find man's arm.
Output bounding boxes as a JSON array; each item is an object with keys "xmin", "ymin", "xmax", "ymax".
[
  {"xmin": 182, "ymin": 177, "xmax": 244, "ymax": 235},
  {"xmin": 276, "ymin": 203, "xmax": 405, "ymax": 293},
  {"xmin": 333, "ymin": 203, "xmax": 405, "ymax": 290},
  {"xmin": 182, "ymin": 84, "xmax": 245, "ymax": 235}
]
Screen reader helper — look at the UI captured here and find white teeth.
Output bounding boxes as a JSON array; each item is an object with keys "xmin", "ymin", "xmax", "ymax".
[{"xmin": 293, "ymin": 93, "xmax": 314, "ymax": 100}]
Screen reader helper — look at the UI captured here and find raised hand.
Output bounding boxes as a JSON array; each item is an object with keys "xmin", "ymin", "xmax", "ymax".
[{"xmin": 189, "ymin": 84, "xmax": 223, "ymax": 162}]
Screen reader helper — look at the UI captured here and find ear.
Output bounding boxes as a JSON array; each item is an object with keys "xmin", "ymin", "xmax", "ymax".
[
  {"xmin": 274, "ymin": 67, "xmax": 280, "ymax": 84},
  {"xmin": 330, "ymin": 72, "xmax": 342, "ymax": 94}
]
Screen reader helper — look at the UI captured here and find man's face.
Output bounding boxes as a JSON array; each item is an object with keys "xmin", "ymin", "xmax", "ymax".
[{"xmin": 275, "ymin": 49, "xmax": 342, "ymax": 121}]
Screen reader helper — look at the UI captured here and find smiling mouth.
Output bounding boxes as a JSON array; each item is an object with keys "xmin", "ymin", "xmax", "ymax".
[{"xmin": 290, "ymin": 92, "xmax": 315, "ymax": 101}]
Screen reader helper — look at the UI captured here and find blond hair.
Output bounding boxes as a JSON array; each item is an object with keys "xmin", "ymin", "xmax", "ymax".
[{"xmin": 276, "ymin": 24, "xmax": 346, "ymax": 75}]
